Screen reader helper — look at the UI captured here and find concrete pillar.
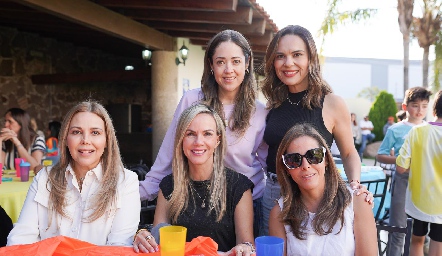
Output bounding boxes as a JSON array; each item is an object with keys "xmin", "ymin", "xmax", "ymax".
[{"xmin": 151, "ymin": 51, "xmax": 178, "ymax": 160}]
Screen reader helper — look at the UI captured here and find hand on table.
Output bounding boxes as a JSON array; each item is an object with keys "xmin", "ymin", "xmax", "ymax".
[
  {"xmin": 219, "ymin": 242, "xmax": 255, "ymax": 256},
  {"xmin": 133, "ymin": 229, "xmax": 159, "ymax": 253}
]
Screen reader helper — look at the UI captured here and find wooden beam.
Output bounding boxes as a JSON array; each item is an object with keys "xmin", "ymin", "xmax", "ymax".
[
  {"xmin": 152, "ymin": 19, "xmax": 266, "ymax": 36},
  {"xmin": 31, "ymin": 69, "xmax": 150, "ymax": 85},
  {"xmin": 246, "ymin": 30, "xmax": 274, "ymax": 46},
  {"xmin": 124, "ymin": 6, "xmax": 252, "ymax": 25},
  {"xmin": 95, "ymin": 0, "xmax": 238, "ymax": 11},
  {"xmin": 13, "ymin": 0, "xmax": 175, "ymax": 51}
]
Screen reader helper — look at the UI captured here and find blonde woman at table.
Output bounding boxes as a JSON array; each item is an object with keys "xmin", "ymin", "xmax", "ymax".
[
  {"xmin": 140, "ymin": 29, "xmax": 268, "ymax": 237},
  {"xmin": 269, "ymin": 123, "xmax": 377, "ymax": 256},
  {"xmin": 134, "ymin": 104, "xmax": 255, "ymax": 255},
  {"xmin": 0, "ymin": 108, "xmax": 46, "ymax": 171},
  {"xmin": 7, "ymin": 100, "xmax": 140, "ymax": 246}
]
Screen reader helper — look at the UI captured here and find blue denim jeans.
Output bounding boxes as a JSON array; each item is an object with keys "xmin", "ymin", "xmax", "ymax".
[
  {"xmin": 260, "ymin": 177, "xmax": 281, "ymax": 236},
  {"xmin": 358, "ymin": 133, "xmax": 375, "ymax": 160}
]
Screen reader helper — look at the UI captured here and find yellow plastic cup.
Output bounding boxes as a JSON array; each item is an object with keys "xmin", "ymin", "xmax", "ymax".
[{"xmin": 159, "ymin": 225, "xmax": 187, "ymax": 256}]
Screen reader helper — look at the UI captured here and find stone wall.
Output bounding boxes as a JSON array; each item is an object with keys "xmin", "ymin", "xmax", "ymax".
[{"xmin": 0, "ymin": 26, "xmax": 151, "ymax": 133}]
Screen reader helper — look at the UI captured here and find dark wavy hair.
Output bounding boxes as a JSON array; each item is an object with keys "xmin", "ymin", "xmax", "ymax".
[
  {"xmin": 262, "ymin": 25, "xmax": 332, "ymax": 109},
  {"xmin": 200, "ymin": 29, "xmax": 256, "ymax": 136},
  {"xmin": 276, "ymin": 123, "xmax": 351, "ymax": 240},
  {"xmin": 4, "ymin": 108, "xmax": 37, "ymax": 152}
]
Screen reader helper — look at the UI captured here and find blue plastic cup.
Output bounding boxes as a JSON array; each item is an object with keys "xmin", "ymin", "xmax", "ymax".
[{"xmin": 255, "ymin": 236, "xmax": 284, "ymax": 256}]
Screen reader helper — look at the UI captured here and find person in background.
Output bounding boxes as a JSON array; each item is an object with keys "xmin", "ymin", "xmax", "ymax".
[
  {"xmin": 358, "ymin": 115, "xmax": 375, "ymax": 161},
  {"xmin": 7, "ymin": 101, "xmax": 140, "ymax": 246},
  {"xmin": 134, "ymin": 104, "xmax": 255, "ymax": 255},
  {"xmin": 396, "ymin": 109, "xmax": 407, "ymax": 122},
  {"xmin": 396, "ymin": 90, "xmax": 442, "ymax": 256},
  {"xmin": 0, "ymin": 108, "xmax": 46, "ymax": 171},
  {"xmin": 269, "ymin": 123, "xmax": 377, "ymax": 256},
  {"xmin": 45, "ymin": 121, "xmax": 61, "ymax": 158},
  {"xmin": 383, "ymin": 116, "xmax": 395, "ymax": 135},
  {"xmin": 140, "ymin": 29, "xmax": 268, "ymax": 237},
  {"xmin": 376, "ymin": 86, "xmax": 432, "ymax": 256},
  {"xmin": 30, "ymin": 118, "xmax": 45, "ymax": 140},
  {"xmin": 351, "ymin": 113, "xmax": 361, "ymax": 147},
  {"xmin": 261, "ymin": 25, "xmax": 371, "ymax": 236}
]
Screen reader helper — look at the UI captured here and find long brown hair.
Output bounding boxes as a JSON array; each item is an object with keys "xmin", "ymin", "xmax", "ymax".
[
  {"xmin": 47, "ymin": 100, "xmax": 123, "ymax": 224},
  {"xmin": 262, "ymin": 25, "xmax": 332, "ymax": 109},
  {"xmin": 200, "ymin": 29, "xmax": 256, "ymax": 136},
  {"xmin": 276, "ymin": 123, "xmax": 351, "ymax": 239},
  {"xmin": 4, "ymin": 108, "xmax": 37, "ymax": 151},
  {"xmin": 169, "ymin": 104, "xmax": 227, "ymax": 222}
]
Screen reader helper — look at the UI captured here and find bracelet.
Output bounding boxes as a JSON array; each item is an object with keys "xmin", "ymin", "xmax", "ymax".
[
  {"xmin": 349, "ymin": 179, "xmax": 360, "ymax": 184},
  {"xmin": 133, "ymin": 228, "xmax": 148, "ymax": 242},
  {"xmin": 242, "ymin": 242, "xmax": 255, "ymax": 253},
  {"xmin": 16, "ymin": 144, "xmax": 24, "ymax": 149}
]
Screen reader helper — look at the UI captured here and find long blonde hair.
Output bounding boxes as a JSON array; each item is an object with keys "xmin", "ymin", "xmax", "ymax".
[
  {"xmin": 169, "ymin": 104, "xmax": 227, "ymax": 222},
  {"xmin": 276, "ymin": 123, "xmax": 351, "ymax": 239},
  {"xmin": 262, "ymin": 25, "xmax": 333, "ymax": 109},
  {"xmin": 47, "ymin": 100, "xmax": 124, "ymax": 224}
]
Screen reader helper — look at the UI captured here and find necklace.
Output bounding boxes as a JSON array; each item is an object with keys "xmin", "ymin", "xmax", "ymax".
[
  {"xmin": 287, "ymin": 90, "xmax": 308, "ymax": 105},
  {"xmin": 77, "ymin": 176, "xmax": 85, "ymax": 191},
  {"xmin": 190, "ymin": 182, "xmax": 210, "ymax": 208},
  {"xmin": 287, "ymin": 97, "xmax": 302, "ymax": 105}
]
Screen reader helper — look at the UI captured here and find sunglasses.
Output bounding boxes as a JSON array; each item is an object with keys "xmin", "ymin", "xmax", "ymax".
[{"xmin": 282, "ymin": 147, "xmax": 326, "ymax": 169}]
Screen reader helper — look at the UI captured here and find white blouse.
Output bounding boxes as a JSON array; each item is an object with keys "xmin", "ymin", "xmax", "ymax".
[
  {"xmin": 279, "ymin": 189, "xmax": 355, "ymax": 256},
  {"xmin": 7, "ymin": 163, "xmax": 140, "ymax": 246}
]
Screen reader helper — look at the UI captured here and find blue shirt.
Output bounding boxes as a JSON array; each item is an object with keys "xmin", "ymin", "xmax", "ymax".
[{"xmin": 377, "ymin": 121, "xmax": 417, "ymax": 157}]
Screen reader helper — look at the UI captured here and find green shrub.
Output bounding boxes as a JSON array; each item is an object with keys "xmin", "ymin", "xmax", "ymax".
[{"xmin": 368, "ymin": 91, "xmax": 398, "ymax": 141}]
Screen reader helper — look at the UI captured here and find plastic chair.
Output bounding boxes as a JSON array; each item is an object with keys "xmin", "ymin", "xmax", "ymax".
[
  {"xmin": 360, "ymin": 176, "xmax": 390, "ymax": 223},
  {"xmin": 377, "ymin": 218, "xmax": 413, "ymax": 256}
]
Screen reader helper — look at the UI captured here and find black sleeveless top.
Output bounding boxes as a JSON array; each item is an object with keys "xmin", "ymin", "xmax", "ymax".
[{"xmin": 264, "ymin": 90, "xmax": 333, "ymax": 174}]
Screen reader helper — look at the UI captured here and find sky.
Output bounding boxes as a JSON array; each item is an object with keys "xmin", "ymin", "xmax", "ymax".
[{"xmin": 256, "ymin": 0, "xmax": 431, "ymax": 60}]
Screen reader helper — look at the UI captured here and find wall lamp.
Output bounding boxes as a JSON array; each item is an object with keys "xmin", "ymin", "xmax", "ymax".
[
  {"xmin": 175, "ymin": 42, "xmax": 189, "ymax": 66},
  {"xmin": 142, "ymin": 49, "xmax": 152, "ymax": 65}
]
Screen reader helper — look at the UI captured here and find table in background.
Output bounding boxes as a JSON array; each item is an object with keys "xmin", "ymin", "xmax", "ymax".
[
  {"xmin": 0, "ymin": 170, "xmax": 34, "ymax": 223},
  {"xmin": 338, "ymin": 165, "xmax": 391, "ymax": 218}
]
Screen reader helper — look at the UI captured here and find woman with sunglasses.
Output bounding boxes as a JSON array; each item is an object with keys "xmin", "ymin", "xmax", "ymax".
[
  {"xmin": 140, "ymin": 30, "xmax": 268, "ymax": 236},
  {"xmin": 133, "ymin": 104, "xmax": 255, "ymax": 255},
  {"xmin": 261, "ymin": 25, "xmax": 370, "ymax": 235},
  {"xmin": 269, "ymin": 123, "xmax": 377, "ymax": 255}
]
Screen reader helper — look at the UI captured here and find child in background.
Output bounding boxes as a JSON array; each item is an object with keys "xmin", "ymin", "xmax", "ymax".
[
  {"xmin": 376, "ymin": 87, "xmax": 432, "ymax": 256},
  {"xmin": 396, "ymin": 90, "xmax": 442, "ymax": 256},
  {"xmin": 45, "ymin": 121, "xmax": 61, "ymax": 159}
]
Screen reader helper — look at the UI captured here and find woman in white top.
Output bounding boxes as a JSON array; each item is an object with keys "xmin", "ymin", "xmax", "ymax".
[
  {"xmin": 269, "ymin": 123, "xmax": 376, "ymax": 256},
  {"xmin": 7, "ymin": 101, "xmax": 140, "ymax": 246}
]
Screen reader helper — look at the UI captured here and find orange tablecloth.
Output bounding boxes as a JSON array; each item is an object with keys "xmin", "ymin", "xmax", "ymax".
[
  {"xmin": 0, "ymin": 235, "xmax": 219, "ymax": 255},
  {"xmin": 0, "ymin": 170, "xmax": 34, "ymax": 223}
]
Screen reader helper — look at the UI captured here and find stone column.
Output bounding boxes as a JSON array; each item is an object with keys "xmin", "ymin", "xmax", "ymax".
[{"xmin": 151, "ymin": 51, "xmax": 178, "ymax": 160}]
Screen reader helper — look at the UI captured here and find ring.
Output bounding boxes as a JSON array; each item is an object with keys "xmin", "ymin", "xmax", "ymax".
[
  {"xmin": 145, "ymin": 235, "xmax": 153, "ymax": 240},
  {"xmin": 238, "ymin": 249, "xmax": 243, "ymax": 253}
]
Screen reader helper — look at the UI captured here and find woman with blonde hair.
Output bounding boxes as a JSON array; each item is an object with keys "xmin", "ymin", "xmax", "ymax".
[
  {"xmin": 7, "ymin": 100, "xmax": 140, "ymax": 246},
  {"xmin": 134, "ymin": 104, "xmax": 255, "ymax": 255},
  {"xmin": 269, "ymin": 123, "xmax": 377, "ymax": 255}
]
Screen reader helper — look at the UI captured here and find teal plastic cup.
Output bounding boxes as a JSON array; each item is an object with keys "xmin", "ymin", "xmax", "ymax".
[{"xmin": 255, "ymin": 236, "xmax": 284, "ymax": 256}]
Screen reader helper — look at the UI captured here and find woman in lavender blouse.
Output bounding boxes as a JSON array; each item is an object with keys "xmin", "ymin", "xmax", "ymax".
[{"xmin": 139, "ymin": 30, "xmax": 268, "ymax": 236}]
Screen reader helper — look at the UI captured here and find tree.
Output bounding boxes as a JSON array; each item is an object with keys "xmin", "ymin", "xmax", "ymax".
[
  {"xmin": 398, "ymin": 0, "xmax": 415, "ymax": 92},
  {"xmin": 357, "ymin": 86, "xmax": 381, "ymax": 102},
  {"xmin": 412, "ymin": 0, "xmax": 442, "ymax": 87},
  {"xmin": 434, "ymin": 30, "xmax": 442, "ymax": 90},
  {"xmin": 368, "ymin": 91, "xmax": 399, "ymax": 141}
]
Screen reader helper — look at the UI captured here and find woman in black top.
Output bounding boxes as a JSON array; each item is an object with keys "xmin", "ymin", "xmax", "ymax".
[
  {"xmin": 133, "ymin": 104, "xmax": 255, "ymax": 255},
  {"xmin": 260, "ymin": 25, "xmax": 371, "ymax": 236}
]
